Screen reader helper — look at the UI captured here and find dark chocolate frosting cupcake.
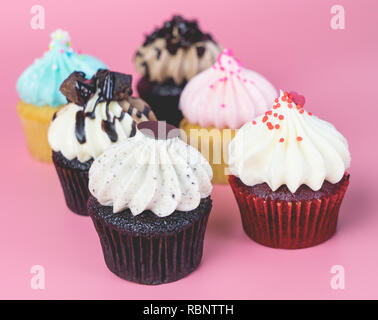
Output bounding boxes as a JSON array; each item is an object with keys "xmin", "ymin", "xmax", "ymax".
[
  {"xmin": 48, "ymin": 70, "xmax": 156, "ymax": 215},
  {"xmin": 87, "ymin": 121, "xmax": 213, "ymax": 284},
  {"xmin": 135, "ymin": 15, "xmax": 221, "ymax": 126}
]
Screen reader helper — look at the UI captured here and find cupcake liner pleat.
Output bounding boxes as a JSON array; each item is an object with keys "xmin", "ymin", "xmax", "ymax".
[
  {"xmin": 90, "ymin": 212, "xmax": 210, "ymax": 285},
  {"xmin": 229, "ymin": 175, "xmax": 349, "ymax": 249},
  {"xmin": 54, "ymin": 163, "xmax": 90, "ymax": 216}
]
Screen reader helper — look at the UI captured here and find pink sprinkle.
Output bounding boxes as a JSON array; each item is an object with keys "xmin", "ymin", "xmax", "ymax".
[
  {"xmin": 212, "ymin": 65, "xmax": 217, "ymax": 69},
  {"xmin": 243, "ymin": 78, "xmax": 247, "ymax": 82},
  {"xmin": 230, "ymin": 71, "xmax": 234, "ymax": 75},
  {"xmin": 209, "ymin": 84, "xmax": 214, "ymax": 89},
  {"xmin": 220, "ymin": 67, "xmax": 225, "ymax": 71},
  {"xmin": 224, "ymin": 48, "xmax": 234, "ymax": 56},
  {"xmin": 237, "ymin": 69, "xmax": 241, "ymax": 73},
  {"xmin": 220, "ymin": 104, "xmax": 226, "ymax": 108},
  {"xmin": 237, "ymin": 75, "xmax": 241, "ymax": 80},
  {"xmin": 60, "ymin": 49, "xmax": 64, "ymax": 53},
  {"xmin": 77, "ymin": 50, "xmax": 82, "ymax": 54},
  {"xmin": 228, "ymin": 60, "xmax": 232, "ymax": 64},
  {"xmin": 223, "ymin": 77, "xmax": 228, "ymax": 81},
  {"xmin": 249, "ymin": 80, "xmax": 254, "ymax": 84}
]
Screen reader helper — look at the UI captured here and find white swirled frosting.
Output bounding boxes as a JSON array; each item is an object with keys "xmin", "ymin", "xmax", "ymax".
[
  {"xmin": 48, "ymin": 91, "xmax": 150, "ymax": 163},
  {"xmin": 228, "ymin": 90, "xmax": 351, "ymax": 192},
  {"xmin": 89, "ymin": 128, "xmax": 213, "ymax": 216}
]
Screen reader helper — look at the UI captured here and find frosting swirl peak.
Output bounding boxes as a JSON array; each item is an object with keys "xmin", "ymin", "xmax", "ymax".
[
  {"xmin": 179, "ymin": 49, "xmax": 277, "ymax": 129},
  {"xmin": 89, "ymin": 121, "xmax": 213, "ymax": 216},
  {"xmin": 135, "ymin": 15, "xmax": 221, "ymax": 85},
  {"xmin": 17, "ymin": 29, "xmax": 107, "ymax": 107},
  {"xmin": 228, "ymin": 90, "xmax": 351, "ymax": 192}
]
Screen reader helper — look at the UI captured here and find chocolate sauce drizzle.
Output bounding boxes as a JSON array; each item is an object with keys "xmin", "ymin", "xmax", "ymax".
[{"xmin": 59, "ymin": 69, "xmax": 134, "ymax": 145}]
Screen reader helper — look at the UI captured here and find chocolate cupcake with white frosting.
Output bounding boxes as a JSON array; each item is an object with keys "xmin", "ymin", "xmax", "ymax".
[
  {"xmin": 228, "ymin": 90, "xmax": 351, "ymax": 249},
  {"xmin": 135, "ymin": 15, "xmax": 221, "ymax": 127},
  {"xmin": 48, "ymin": 70, "xmax": 156, "ymax": 216},
  {"xmin": 87, "ymin": 121, "xmax": 213, "ymax": 284}
]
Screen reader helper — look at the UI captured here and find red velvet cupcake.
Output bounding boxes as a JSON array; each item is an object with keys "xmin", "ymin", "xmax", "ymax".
[{"xmin": 228, "ymin": 90, "xmax": 351, "ymax": 249}]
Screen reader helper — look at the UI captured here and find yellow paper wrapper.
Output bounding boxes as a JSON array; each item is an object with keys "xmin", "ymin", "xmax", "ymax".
[
  {"xmin": 17, "ymin": 101, "xmax": 62, "ymax": 162},
  {"xmin": 180, "ymin": 118, "xmax": 236, "ymax": 184}
]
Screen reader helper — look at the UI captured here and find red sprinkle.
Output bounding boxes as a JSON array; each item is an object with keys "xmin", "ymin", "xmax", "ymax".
[
  {"xmin": 252, "ymin": 120, "xmax": 257, "ymax": 125},
  {"xmin": 297, "ymin": 136, "xmax": 303, "ymax": 142},
  {"xmin": 279, "ymin": 138, "xmax": 285, "ymax": 143},
  {"xmin": 299, "ymin": 109, "xmax": 304, "ymax": 114},
  {"xmin": 308, "ymin": 112, "xmax": 312, "ymax": 116},
  {"xmin": 279, "ymin": 115, "xmax": 284, "ymax": 120},
  {"xmin": 262, "ymin": 115, "xmax": 268, "ymax": 123},
  {"xmin": 296, "ymin": 104, "xmax": 302, "ymax": 109},
  {"xmin": 275, "ymin": 124, "xmax": 280, "ymax": 129},
  {"xmin": 267, "ymin": 122, "xmax": 274, "ymax": 130},
  {"xmin": 265, "ymin": 110, "xmax": 273, "ymax": 116},
  {"xmin": 275, "ymin": 98, "xmax": 279, "ymax": 103},
  {"xmin": 288, "ymin": 104, "xmax": 293, "ymax": 109},
  {"xmin": 274, "ymin": 113, "xmax": 278, "ymax": 117},
  {"xmin": 282, "ymin": 96, "xmax": 287, "ymax": 102}
]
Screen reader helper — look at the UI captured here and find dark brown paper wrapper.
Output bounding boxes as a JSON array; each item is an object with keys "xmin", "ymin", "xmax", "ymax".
[
  {"xmin": 88, "ymin": 196, "xmax": 212, "ymax": 285},
  {"xmin": 229, "ymin": 175, "xmax": 349, "ymax": 249},
  {"xmin": 52, "ymin": 152, "xmax": 92, "ymax": 216}
]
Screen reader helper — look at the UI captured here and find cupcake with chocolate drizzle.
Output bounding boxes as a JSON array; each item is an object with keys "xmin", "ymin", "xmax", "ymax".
[
  {"xmin": 48, "ymin": 69, "xmax": 156, "ymax": 216},
  {"xmin": 88, "ymin": 121, "xmax": 213, "ymax": 284},
  {"xmin": 135, "ymin": 15, "xmax": 221, "ymax": 127}
]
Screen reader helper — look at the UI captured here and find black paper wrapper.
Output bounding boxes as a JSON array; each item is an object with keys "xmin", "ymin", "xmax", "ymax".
[
  {"xmin": 88, "ymin": 196, "xmax": 212, "ymax": 285},
  {"xmin": 137, "ymin": 76, "xmax": 184, "ymax": 127},
  {"xmin": 52, "ymin": 151, "xmax": 93, "ymax": 216}
]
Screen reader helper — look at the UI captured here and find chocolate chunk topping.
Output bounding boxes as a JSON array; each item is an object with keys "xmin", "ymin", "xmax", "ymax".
[
  {"xmin": 141, "ymin": 15, "xmax": 215, "ymax": 54},
  {"xmin": 154, "ymin": 47, "xmax": 162, "ymax": 59},
  {"xmin": 60, "ymin": 71, "xmax": 96, "ymax": 106},
  {"xmin": 196, "ymin": 46, "xmax": 205, "ymax": 57},
  {"xmin": 60, "ymin": 69, "xmax": 133, "ymax": 108},
  {"xmin": 95, "ymin": 69, "xmax": 133, "ymax": 102}
]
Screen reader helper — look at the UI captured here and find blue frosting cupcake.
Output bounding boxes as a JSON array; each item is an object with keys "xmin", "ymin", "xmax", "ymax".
[{"xmin": 17, "ymin": 29, "xmax": 107, "ymax": 162}]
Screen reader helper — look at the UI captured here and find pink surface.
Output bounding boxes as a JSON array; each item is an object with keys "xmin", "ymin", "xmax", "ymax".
[{"xmin": 1, "ymin": 0, "xmax": 377, "ymax": 299}]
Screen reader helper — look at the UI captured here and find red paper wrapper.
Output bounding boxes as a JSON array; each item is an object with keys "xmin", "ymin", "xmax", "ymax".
[{"xmin": 229, "ymin": 175, "xmax": 349, "ymax": 249}]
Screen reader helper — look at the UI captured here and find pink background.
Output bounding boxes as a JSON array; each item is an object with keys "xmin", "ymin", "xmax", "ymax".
[{"xmin": 1, "ymin": 0, "xmax": 377, "ymax": 299}]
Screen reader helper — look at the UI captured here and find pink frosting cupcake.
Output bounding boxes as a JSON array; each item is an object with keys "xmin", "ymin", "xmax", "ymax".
[{"xmin": 179, "ymin": 49, "xmax": 277, "ymax": 183}]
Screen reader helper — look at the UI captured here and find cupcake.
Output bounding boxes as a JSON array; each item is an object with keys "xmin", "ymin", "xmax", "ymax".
[
  {"xmin": 48, "ymin": 70, "xmax": 156, "ymax": 216},
  {"xmin": 228, "ymin": 90, "xmax": 351, "ymax": 249},
  {"xmin": 135, "ymin": 15, "xmax": 221, "ymax": 127},
  {"xmin": 179, "ymin": 49, "xmax": 277, "ymax": 184},
  {"xmin": 17, "ymin": 29, "xmax": 107, "ymax": 162},
  {"xmin": 87, "ymin": 121, "xmax": 213, "ymax": 284}
]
